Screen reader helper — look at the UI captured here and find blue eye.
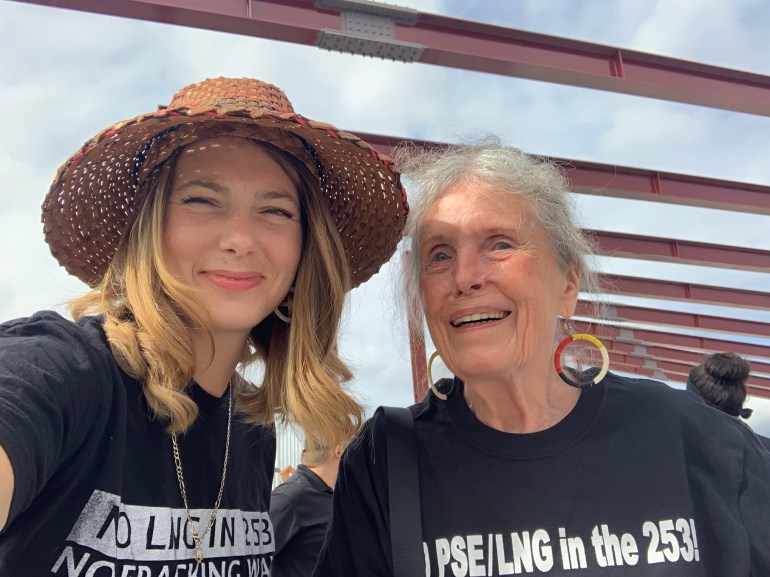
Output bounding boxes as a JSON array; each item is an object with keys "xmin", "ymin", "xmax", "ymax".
[
  {"xmin": 493, "ymin": 240, "xmax": 513, "ymax": 250},
  {"xmin": 432, "ymin": 251, "xmax": 449, "ymax": 262}
]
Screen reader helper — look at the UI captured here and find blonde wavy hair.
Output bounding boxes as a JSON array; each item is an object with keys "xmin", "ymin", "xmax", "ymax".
[{"xmin": 70, "ymin": 140, "xmax": 362, "ymax": 448}]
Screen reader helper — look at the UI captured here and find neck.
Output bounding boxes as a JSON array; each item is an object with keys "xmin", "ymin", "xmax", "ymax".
[
  {"xmin": 307, "ymin": 461, "xmax": 339, "ymax": 490},
  {"xmin": 461, "ymin": 362, "xmax": 581, "ymax": 434},
  {"xmin": 189, "ymin": 328, "xmax": 248, "ymax": 397}
]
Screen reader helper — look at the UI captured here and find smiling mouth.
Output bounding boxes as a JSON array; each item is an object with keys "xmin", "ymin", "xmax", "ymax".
[{"xmin": 451, "ymin": 311, "xmax": 510, "ymax": 327}]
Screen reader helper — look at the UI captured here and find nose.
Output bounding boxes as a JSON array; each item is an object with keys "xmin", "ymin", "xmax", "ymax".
[
  {"xmin": 453, "ymin": 249, "xmax": 486, "ymax": 295},
  {"xmin": 218, "ymin": 212, "xmax": 257, "ymax": 255}
]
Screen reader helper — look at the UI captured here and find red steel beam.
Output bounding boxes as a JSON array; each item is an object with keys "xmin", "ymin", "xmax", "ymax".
[
  {"xmin": 577, "ymin": 301, "xmax": 770, "ymax": 339},
  {"xmin": 592, "ymin": 231, "xmax": 770, "ymax": 272},
  {"xmin": 357, "ymin": 132, "xmax": 770, "ymax": 215},
  {"xmin": 603, "ymin": 338, "xmax": 770, "ymax": 370},
  {"xmin": 607, "ymin": 352, "xmax": 770, "ymax": 393},
  {"xmin": 14, "ymin": 0, "xmax": 770, "ymax": 117},
  {"xmin": 574, "ymin": 320, "xmax": 770, "ymax": 362},
  {"xmin": 601, "ymin": 275, "xmax": 770, "ymax": 311}
]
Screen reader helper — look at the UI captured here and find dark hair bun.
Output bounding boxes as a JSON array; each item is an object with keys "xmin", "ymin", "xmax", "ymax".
[{"xmin": 703, "ymin": 352, "xmax": 750, "ymax": 385}]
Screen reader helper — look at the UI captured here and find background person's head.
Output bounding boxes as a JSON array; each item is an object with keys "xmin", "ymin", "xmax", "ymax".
[
  {"xmin": 301, "ymin": 444, "xmax": 345, "ymax": 489},
  {"xmin": 688, "ymin": 352, "xmax": 753, "ymax": 419},
  {"xmin": 396, "ymin": 140, "xmax": 600, "ymax": 384}
]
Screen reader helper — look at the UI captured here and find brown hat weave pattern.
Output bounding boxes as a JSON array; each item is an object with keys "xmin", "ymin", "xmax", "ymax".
[{"xmin": 42, "ymin": 77, "xmax": 408, "ymax": 288}]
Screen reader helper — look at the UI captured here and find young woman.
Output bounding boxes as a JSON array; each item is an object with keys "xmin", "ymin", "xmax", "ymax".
[{"xmin": 0, "ymin": 76, "xmax": 407, "ymax": 576}]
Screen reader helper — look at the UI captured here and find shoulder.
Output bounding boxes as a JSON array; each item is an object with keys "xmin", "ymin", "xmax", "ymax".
[
  {"xmin": 0, "ymin": 310, "xmax": 121, "ymax": 398},
  {"xmin": 272, "ymin": 469, "xmax": 306, "ymax": 499},
  {"xmin": 1, "ymin": 310, "xmax": 109, "ymax": 357},
  {"xmin": 602, "ymin": 371, "xmax": 706, "ymax": 412},
  {"xmin": 601, "ymin": 371, "xmax": 755, "ymax": 444}
]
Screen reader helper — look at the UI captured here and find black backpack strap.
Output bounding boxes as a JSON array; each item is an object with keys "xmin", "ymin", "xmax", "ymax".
[{"xmin": 381, "ymin": 406, "xmax": 424, "ymax": 577}]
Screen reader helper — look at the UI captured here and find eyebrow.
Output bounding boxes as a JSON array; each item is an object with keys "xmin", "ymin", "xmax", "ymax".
[
  {"xmin": 176, "ymin": 180, "xmax": 299, "ymax": 205},
  {"xmin": 176, "ymin": 179, "xmax": 229, "ymax": 195}
]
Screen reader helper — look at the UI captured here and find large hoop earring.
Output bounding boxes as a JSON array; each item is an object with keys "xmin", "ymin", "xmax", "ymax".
[
  {"xmin": 554, "ymin": 332, "xmax": 609, "ymax": 389},
  {"xmin": 274, "ymin": 286, "xmax": 294, "ymax": 324},
  {"xmin": 427, "ymin": 351, "xmax": 448, "ymax": 400}
]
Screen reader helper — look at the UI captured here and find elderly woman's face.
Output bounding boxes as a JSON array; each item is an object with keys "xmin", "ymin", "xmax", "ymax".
[
  {"xmin": 419, "ymin": 183, "xmax": 579, "ymax": 383},
  {"xmin": 163, "ymin": 136, "xmax": 302, "ymax": 338}
]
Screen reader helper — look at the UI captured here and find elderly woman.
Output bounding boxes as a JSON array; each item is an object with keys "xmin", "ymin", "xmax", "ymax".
[
  {"xmin": 314, "ymin": 142, "xmax": 770, "ymax": 577},
  {"xmin": 0, "ymin": 77, "xmax": 406, "ymax": 575}
]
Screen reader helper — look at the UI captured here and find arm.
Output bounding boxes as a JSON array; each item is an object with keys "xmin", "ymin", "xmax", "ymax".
[
  {"xmin": 313, "ymin": 415, "xmax": 395, "ymax": 577},
  {"xmin": 0, "ymin": 312, "xmax": 109, "ymax": 532},
  {"xmin": 0, "ymin": 444, "xmax": 13, "ymax": 531}
]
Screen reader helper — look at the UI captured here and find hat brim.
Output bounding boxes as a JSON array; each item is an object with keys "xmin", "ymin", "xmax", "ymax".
[{"xmin": 42, "ymin": 106, "xmax": 407, "ymax": 288}]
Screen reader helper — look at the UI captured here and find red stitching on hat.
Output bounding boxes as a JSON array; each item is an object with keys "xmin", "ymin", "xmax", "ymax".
[{"xmin": 291, "ymin": 115, "xmax": 309, "ymax": 127}]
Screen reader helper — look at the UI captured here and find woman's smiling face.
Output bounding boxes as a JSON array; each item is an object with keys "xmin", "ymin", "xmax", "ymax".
[
  {"xmin": 162, "ymin": 136, "xmax": 303, "ymax": 340},
  {"xmin": 418, "ymin": 182, "xmax": 579, "ymax": 383}
]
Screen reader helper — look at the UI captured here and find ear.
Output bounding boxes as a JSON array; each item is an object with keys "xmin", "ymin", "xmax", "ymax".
[{"xmin": 559, "ymin": 265, "xmax": 580, "ymax": 318}]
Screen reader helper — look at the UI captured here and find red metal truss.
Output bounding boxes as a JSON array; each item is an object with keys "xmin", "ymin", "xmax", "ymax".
[
  {"xmin": 601, "ymin": 275, "xmax": 770, "ymax": 311},
  {"xmin": 573, "ymin": 320, "xmax": 770, "ymax": 362},
  {"xmin": 603, "ymin": 338, "xmax": 770, "ymax": 370},
  {"xmin": 576, "ymin": 301, "xmax": 770, "ymax": 339},
  {"xmin": 14, "ymin": 0, "xmax": 770, "ymax": 116},
  {"xmin": 357, "ymin": 132, "xmax": 770, "ymax": 215},
  {"xmin": 592, "ymin": 231, "xmax": 770, "ymax": 272},
  {"xmin": 607, "ymin": 351, "xmax": 770, "ymax": 392}
]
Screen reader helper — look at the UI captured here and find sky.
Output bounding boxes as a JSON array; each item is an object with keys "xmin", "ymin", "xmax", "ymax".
[{"xmin": 1, "ymin": 0, "xmax": 770, "ymax": 439}]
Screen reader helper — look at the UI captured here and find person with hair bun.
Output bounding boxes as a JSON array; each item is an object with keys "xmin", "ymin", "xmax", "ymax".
[{"xmin": 688, "ymin": 352, "xmax": 770, "ymax": 450}]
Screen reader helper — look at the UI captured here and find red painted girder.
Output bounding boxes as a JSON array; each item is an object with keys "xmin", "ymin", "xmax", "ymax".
[
  {"xmin": 13, "ymin": 0, "xmax": 770, "ymax": 116},
  {"xmin": 577, "ymin": 301, "xmax": 770, "ymax": 339},
  {"xmin": 602, "ymin": 275, "xmax": 770, "ymax": 311},
  {"xmin": 607, "ymin": 354, "xmax": 770, "ymax": 393},
  {"xmin": 604, "ymin": 338, "xmax": 770, "ymax": 369},
  {"xmin": 592, "ymin": 231, "xmax": 770, "ymax": 272},
  {"xmin": 358, "ymin": 132, "xmax": 770, "ymax": 215},
  {"xmin": 573, "ymin": 320, "xmax": 770, "ymax": 362}
]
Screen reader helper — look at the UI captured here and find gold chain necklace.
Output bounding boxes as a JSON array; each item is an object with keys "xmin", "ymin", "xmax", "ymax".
[{"xmin": 171, "ymin": 382, "xmax": 233, "ymax": 565}]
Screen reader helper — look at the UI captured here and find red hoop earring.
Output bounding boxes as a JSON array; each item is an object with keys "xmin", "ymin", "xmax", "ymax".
[{"xmin": 554, "ymin": 333, "xmax": 609, "ymax": 388}]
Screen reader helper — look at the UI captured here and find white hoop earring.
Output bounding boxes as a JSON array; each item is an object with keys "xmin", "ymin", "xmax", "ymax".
[
  {"xmin": 274, "ymin": 286, "xmax": 294, "ymax": 324},
  {"xmin": 427, "ymin": 351, "xmax": 448, "ymax": 400}
]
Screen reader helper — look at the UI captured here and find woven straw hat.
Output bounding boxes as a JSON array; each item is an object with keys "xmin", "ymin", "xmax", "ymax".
[{"xmin": 42, "ymin": 77, "xmax": 408, "ymax": 288}]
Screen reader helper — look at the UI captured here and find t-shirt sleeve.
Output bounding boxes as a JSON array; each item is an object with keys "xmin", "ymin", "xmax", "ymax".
[
  {"xmin": 0, "ymin": 312, "xmax": 113, "ymax": 527},
  {"xmin": 738, "ymin": 431, "xmax": 770, "ymax": 575},
  {"xmin": 313, "ymin": 413, "xmax": 394, "ymax": 577}
]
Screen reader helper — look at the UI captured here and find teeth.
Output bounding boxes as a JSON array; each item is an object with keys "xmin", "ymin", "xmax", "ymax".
[{"xmin": 452, "ymin": 311, "xmax": 506, "ymax": 326}]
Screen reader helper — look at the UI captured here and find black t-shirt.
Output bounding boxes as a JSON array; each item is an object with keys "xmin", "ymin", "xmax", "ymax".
[
  {"xmin": 270, "ymin": 464, "xmax": 333, "ymax": 577},
  {"xmin": 0, "ymin": 311, "xmax": 276, "ymax": 576},
  {"xmin": 314, "ymin": 373, "xmax": 770, "ymax": 577}
]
